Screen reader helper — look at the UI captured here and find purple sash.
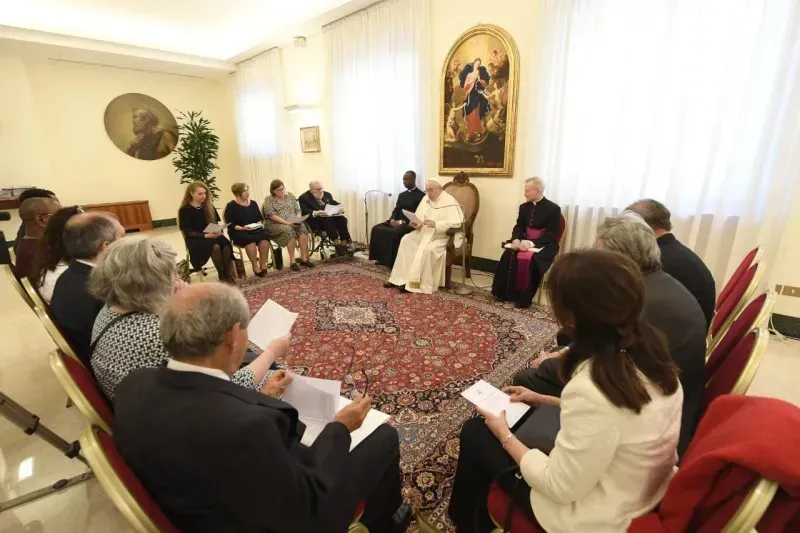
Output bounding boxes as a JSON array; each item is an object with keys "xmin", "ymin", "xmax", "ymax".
[{"xmin": 515, "ymin": 228, "xmax": 546, "ymax": 292}]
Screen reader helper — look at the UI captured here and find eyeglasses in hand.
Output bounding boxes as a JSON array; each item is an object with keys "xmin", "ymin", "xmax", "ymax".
[{"xmin": 342, "ymin": 346, "xmax": 369, "ymax": 400}]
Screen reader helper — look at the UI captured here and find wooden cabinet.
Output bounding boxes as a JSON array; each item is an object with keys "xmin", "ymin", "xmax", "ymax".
[{"xmin": 83, "ymin": 201, "xmax": 153, "ymax": 232}]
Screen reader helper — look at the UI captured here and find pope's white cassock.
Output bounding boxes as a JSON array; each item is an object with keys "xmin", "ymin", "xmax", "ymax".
[{"xmin": 388, "ymin": 190, "xmax": 464, "ymax": 294}]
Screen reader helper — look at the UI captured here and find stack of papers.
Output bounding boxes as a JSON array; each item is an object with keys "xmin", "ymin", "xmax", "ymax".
[
  {"xmin": 324, "ymin": 204, "xmax": 344, "ymax": 216},
  {"xmin": 203, "ymin": 223, "xmax": 225, "ymax": 233},
  {"xmin": 461, "ymin": 380, "xmax": 530, "ymax": 427},
  {"xmin": 248, "ymin": 300, "xmax": 298, "ymax": 350},
  {"xmin": 284, "ymin": 375, "xmax": 391, "ymax": 452},
  {"xmin": 503, "ymin": 243, "xmax": 543, "ymax": 253},
  {"xmin": 287, "ymin": 214, "xmax": 309, "ymax": 224},
  {"xmin": 244, "ymin": 222, "xmax": 264, "ymax": 231},
  {"xmin": 401, "ymin": 209, "xmax": 423, "ymax": 226}
]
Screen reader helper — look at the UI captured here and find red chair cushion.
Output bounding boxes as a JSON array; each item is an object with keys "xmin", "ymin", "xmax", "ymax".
[
  {"xmin": 353, "ymin": 500, "xmax": 366, "ymax": 523},
  {"xmin": 97, "ymin": 430, "xmax": 180, "ymax": 532},
  {"xmin": 710, "ymin": 264, "xmax": 757, "ymax": 338},
  {"xmin": 556, "ymin": 214, "xmax": 566, "ymax": 245},
  {"xmin": 62, "ymin": 354, "xmax": 115, "ymax": 430},
  {"xmin": 717, "ymin": 247, "xmax": 758, "ymax": 311},
  {"xmin": 706, "ymin": 293, "xmax": 765, "ymax": 378},
  {"xmin": 487, "ymin": 482, "xmax": 545, "ymax": 533},
  {"xmin": 704, "ymin": 332, "xmax": 757, "ymax": 410}
]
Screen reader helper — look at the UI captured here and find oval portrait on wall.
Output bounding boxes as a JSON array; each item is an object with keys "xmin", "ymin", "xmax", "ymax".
[{"xmin": 104, "ymin": 93, "xmax": 178, "ymax": 161}]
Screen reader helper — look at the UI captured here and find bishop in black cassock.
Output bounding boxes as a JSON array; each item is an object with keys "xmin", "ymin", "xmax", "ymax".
[
  {"xmin": 369, "ymin": 171, "xmax": 425, "ymax": 267},
  {"xmin": 492, "ymin": 178, "xmax": 562, "ymax": 308}
]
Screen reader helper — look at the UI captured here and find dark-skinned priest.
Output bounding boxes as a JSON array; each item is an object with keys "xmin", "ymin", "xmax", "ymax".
[
  {"xmin": 491, "ymin": 177, "xmax": 562, "ymax": 308},
  {"xmin": 369, "ymin": 171, "xmax": 425, "ymax": 267}
]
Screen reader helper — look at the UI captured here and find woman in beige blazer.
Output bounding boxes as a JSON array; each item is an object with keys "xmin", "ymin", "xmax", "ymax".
[{"xmin": 449, "ymin": 249, "xmax": 684, "ymax": 532}]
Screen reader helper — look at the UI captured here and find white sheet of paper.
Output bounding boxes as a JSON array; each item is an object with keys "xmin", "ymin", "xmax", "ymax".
[
  {"xmin": 287, "ymin": 214, "xmax": 309, "ymax": 224},
  {"xmin": 402, "ymin": 209, "xmax": 422, "ymax": 226},
  {"xmin": 324, "ymin": 204, "xmax": 343, "ymax": 216},
  {"xmin": 248, "ymin": 299, "xmax": 298, "ymax": 350},
  {"xmin": 284, "ymin": 375, "xmax": 341, "ymax": 421},
  {"xmin": 244, "ymin": 222, "xmax": 264, "ymax": 230},
  {"xmin": 461, "ymin": 380, "xmax": 530, "ymax": 427},
  {"xmin": 203, "ymin": 223, "xmax": 224, "ymax": 233},
  {"xmin": 299, "ymin": 396, "xmax": 391, "ymax": 452},
  {"xmin": 503, "ymin": 243, "xmax": 542, "ymax": 253}
]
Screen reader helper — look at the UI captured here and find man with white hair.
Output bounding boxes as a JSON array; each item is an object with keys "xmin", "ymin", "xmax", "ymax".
[
  {"xmin": 492, "ymin": 177, "xmax": 562, "ymax": 308},
  {"xmin": 384, "ymin": 180, "xmax": 464, "ymax": 294},
  {"xmin": 298, "ymin": 181, "xmax": 353, "ymax": 256}
]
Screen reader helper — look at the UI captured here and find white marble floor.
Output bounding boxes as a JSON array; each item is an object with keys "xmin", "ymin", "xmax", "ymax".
[{"xmin": 0, "ymin": 227, "xmax": 798, "ymax": 532}]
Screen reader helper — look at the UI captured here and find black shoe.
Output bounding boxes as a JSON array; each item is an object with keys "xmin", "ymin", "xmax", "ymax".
[
  {"xmin": 290, "ymin": 264, "xmax": 301, "ymax": 272},
  {"xmin": 255, "ymin": 269, "xmax": 267, "ymax": 278},
  {"xmin": 514, "ymin": 301, "xmax": 531, "ymax": 309},
  {"xmin": 383, "ymin": 281, "xmax": 398, "ymax": 289},
  {"xmin": 335, "ymin": 244, "xmax": 348, "ymax": 256},
  {"xmin": 300, "ymin": 260, "xmax": 315, "ymax": 268},
  {"xmin": 390, "ymin": 504, "xmax": 413, "ymax": 533}
]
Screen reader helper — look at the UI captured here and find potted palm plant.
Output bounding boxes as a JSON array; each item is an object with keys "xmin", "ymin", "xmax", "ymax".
[{"xmin": 172, "ymin": 111, "xmax": 221, "ymax": 200}]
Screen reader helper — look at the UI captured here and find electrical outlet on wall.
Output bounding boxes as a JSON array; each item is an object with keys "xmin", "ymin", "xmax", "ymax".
[{"xmin": 776, "ymin": 284, "xmax": 800, "ymax": 298}]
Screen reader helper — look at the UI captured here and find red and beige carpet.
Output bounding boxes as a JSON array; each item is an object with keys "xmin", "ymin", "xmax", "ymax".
[{"xmin": 239, "ymin": 258, "xmax": 558, "ymax": 531}]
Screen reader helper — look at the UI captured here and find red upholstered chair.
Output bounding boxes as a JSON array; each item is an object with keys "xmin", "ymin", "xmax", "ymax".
[
  {"xmin": 707, "ymin": 262, "xmax": 763, "ymax": 353},
  {"xmin": 716, "ymin": 246, "xmax": 762, "ymax": 311},
  {"xmin": 705, "ymin": 290, "xmax": 774, "ymax": 375},
  {"xmin": 49, "ymin": 349, "xmax": 114, "ymax": 434},
  {"xmin": 80, "ymin": 425, "xmax": 179, "ymax": 533},
  {"xmin": 555, "ymin": 213, "xmax": 566, "ymax": 246},
  {"xmin": 534, "ymin": 213, "xmax": 567, "ymax": 306},
  {"xmin": 704, "ymin": 327, "xmax": 769, "ymax": 412}
]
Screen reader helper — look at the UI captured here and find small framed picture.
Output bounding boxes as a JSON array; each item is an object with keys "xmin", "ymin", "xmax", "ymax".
[{"xmin": 300, "ymin": 126, "xmax": 321, "ymax": 153}]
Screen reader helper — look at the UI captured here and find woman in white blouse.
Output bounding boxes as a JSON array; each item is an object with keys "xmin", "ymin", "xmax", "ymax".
[
  {"xmin": 449, "ymin": 249, "xmax": 683, "ymax": 532},
  {"xmin": 30, "ymin": 205, "xmax": 83, "ymax": 304}
]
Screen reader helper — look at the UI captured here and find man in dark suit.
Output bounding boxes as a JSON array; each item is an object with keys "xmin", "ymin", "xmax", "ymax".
[
  {"xmin": 627, "ymin": 199, "xmax": 716, "ymax": 329},
  {"xmin": 50, "ymin": 213, "xmax": 124, "ymax": 365},
  {"xmin": 369, "ymin": 170, "xmax": 426, "ymax": 267},
  {"xmin": 513, "ymin": 213, "xmax": 706, "ymax": 457},
  {"xmin": 114, "ymin": 283, "xmax": 412, "ymax": 533},
  {"xmin": 299, "ymin": 181, "xmax": 352, "ymax": 256},
  {"xmin": 13, "ymin": 188, "xmax": 58, "ymax": 250},
  {"xmin": 14, "ymin": 196, "xmax": 61, "ymax": 279}
]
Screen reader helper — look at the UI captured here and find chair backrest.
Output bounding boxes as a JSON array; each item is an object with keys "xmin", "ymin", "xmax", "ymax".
[
  {"xmin": 704, "ymin": 327, "xmax": 769, "ymax": 411},
  {"xmin": 49, "ymin": 349, "xmax": 114, "ymax": 434},
  {"xmin": 555, "ymin": 213, "xmax": 567, "ymax": 245},
  {"xmin": 80, "ymin": 425, "xmax": 180, "ymax": 533},
  {"xmin": 706, "ymin": 290, "xmax": 774, "ymax": 375},
  {"xmin": 3, "ymin": 263, "xmax": 34, "ymax": 310},
  {"xmin": 21, "ymin": 276, "xmax": 48, "ymax": 312},
  {"xmin": 442, "ymin": 174, "xmax": 480, "ymax": 236},
  {"xmin": 717, "ymin": 246, "xmax": 761, "ymax": 311},
  {"xmin": 709, "ymin": 262, "xmax": 762, "ymax": 344}
]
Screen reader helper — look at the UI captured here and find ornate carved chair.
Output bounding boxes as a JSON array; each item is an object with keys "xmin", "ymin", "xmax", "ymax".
[{"xmin": 444, "ymin": 172, "xmax": 480, "ymax": 287}]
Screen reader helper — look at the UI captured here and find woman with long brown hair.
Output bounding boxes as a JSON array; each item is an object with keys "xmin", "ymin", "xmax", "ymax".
[
  {"xmin": 31, "ymin": 205, "xmax": 83, "ymax": 303},
  {"xmin": 449, "ymin": 249, "xmax": 683, "ymax": 532},
  {"xmin": 178, "ymin": 181, "xmax": 234, "ymax": 282}
]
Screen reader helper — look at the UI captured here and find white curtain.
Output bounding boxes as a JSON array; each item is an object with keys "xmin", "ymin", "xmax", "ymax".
[
  {"xmin": 535, "ymin": 0, "xmax": 800, "ymax": 285},
  {"xmin": 233, "ymin": 48, "xmax": 293, "ymax": 203},
  {"xmin": 324, "ymin": 0, "xmax": 430, "ymax": 242}
]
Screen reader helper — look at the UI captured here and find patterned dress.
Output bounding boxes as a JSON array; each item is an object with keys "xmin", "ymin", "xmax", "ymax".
[
  {"xmin": 90, "ymin": 307, "xmax": 260, "ymax": 400},
  {"xmin": 261, "ymin": 192, "xmax": 310, "ymax": 247}
]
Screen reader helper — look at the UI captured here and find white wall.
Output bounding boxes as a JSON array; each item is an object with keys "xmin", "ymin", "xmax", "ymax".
[{"xmin": 0, "ymin": 53, "xmax": 239, "ymax": 236}]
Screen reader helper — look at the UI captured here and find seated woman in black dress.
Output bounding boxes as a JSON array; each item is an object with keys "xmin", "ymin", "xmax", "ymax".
[
  {"xmin": 450, "ymin": 249, "xmax": 683, "ymax": 532},
  {"xmin": 492, "ymin": 177, "xmax": 561, "ymax": 308},
  {"xmin": 178, "ymin": 181, "xmax": 233, "ymax": 283},
  {"xmin": 223, "ymin": 182, "xmax": 271, "ymax": 277}
]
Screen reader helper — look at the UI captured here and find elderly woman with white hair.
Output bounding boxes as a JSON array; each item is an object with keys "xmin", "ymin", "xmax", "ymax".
[
  {"xmin": 88, "ymin": 236, "xmax": 286, "ymax": 401},
  {"xmin": 298, "ymin": 180, "xmax": 353, "ymax": 256},
  {"xmin": 492, "ymin": 177, "xmax": 562, "ymax": 308}
]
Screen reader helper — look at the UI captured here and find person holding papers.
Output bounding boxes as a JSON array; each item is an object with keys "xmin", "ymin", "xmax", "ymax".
[
  {"xmin": 491, "ymin": 177, "xmax": 562, "ymax": 308},
  {"xmin": 262, "ymin": 179, "xmax": 314, "ymax": 272},
  {"xmin": 384, "ymin": 180, "xmax": 464, "ymax": 294},
  {"xmin": 179, "ymin": 181, "xmax": 234, "ymax": 283},
  {"xmin": 298, "ymin": 180, "xmax": 353, "ymax": 257},
  {"xmin": 114, "ymin": 283, "xmax": 412, "ymax": 533},
  {"xmin": 224, "ymin": 182, "xmax": 272, "ymax": 277},
  {"xmin": 449, "ymin": 249, "xmax": 683, "ymax": 532},
  {"xmin": 369, "ymin": 170, "xmax": 426, "ymax": 267}
]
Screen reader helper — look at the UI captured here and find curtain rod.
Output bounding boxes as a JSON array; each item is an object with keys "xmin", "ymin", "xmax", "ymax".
[
  {"xmin": 233, "ymin": 45, "xmax": 280, "ymax": 67},
  {"xmin": 322, "ymin": 0, "xmax": 387, "ymax": 31},
  {"xmin": 47, "ymin": 58, "xmax": 206, "ymax": 79}
]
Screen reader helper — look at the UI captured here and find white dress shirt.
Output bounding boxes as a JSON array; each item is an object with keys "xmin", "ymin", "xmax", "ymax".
[
  {"xmin": 166, "ymin": 359, "xmax": 231, "ymax": 382},
  {"xmin": 521, "ymin": 360, "xmax": 683, "ymax": 532},
  {"xmin": 38, "ymin": 262, "xmax": 69, "ymax": 304}
]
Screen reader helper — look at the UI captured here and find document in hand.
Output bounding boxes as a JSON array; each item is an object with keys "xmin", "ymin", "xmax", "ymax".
[
  {"xmin": 461, "ymin": 380, "xmax": 530, "ymax": 427},
  {"xmin": 324, "ymin": 203, "xmax": 344, "ymax": 216},
  {"xmin": 503, "ymin": 243, "xmax": 542, "ymax": 253},
  {"xmin": 244, "ymin": 222, "xmax": 264, "ymax": 231},
  {"xmin": 248, "ymin": 299, "xmax": 298, "ymax": 350},
  {"xmin": 203, "ymin": 223, "xmax": 225, "ymax": 233},
  {"xmin": 401, "ymin": 209, "xmax": 423, "ymax": 226},
  {"xmin": 287, "ymin": 214, "xmax": 309, "ymax": 224}
]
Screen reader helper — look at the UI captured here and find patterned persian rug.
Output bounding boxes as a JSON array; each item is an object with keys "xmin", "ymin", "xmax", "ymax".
[{"xmin": 239, "ymin": 258, "xmax": 558, "ymax": 532}]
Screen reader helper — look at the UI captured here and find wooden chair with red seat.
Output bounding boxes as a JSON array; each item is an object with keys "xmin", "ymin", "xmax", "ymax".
[
  {"xmin": 444, "ymin": 172, "xmax": 480, "ymax": 287},
  {"xmin": 534, "ymin": 213, "xmax": 567, "ymax": 306},
  {"xmin": 706, "ymin": 261, "xmax": 763, "ymax": 354},
  {"xmin": 3, "ymin": 263, "xmax": 35, "ymax": 311},
  {"xmin": 703, "ymin": 326, "xmax": 770, "ymax": 412},
  {"xmin": 716, "ymin": 246, "xmax": 762, "ymax": 312},
  {"xmin": 50, "ymin": 349, "xmax": 114, "ymax": 434},
  {"xmin": 705, "ymin": 290, "xmax": 774, "ymax": 372}
]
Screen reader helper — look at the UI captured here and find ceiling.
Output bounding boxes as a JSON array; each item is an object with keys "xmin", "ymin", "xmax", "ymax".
[{"xmin": 0, "ymin": 0, "xmax": 378, "ymax": 75}]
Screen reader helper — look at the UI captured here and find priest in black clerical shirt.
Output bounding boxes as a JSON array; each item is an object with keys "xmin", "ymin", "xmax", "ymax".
[
  {"xmin": 492, "ymin": 177, "xmax": 562, "ymax": 308},
  {"xmin": 369, "ymin": 171, "xmax": 426, "ymax": 267}
]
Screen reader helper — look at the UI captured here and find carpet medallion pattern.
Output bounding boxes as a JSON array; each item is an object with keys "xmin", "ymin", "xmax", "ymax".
[{"xmin": 240, "ymin": 259, "xmax": 558, "ymax": 531}]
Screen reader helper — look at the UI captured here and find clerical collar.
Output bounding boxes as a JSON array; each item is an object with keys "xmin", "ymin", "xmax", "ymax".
[{"xmin": 408, "ymin": 187, "xmax": 418, "ymax": 192}]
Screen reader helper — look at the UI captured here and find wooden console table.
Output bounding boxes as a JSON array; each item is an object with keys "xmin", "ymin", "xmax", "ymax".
[{"xmin": 83, "ymin": 201, "xmax": 153, "ymax": 232}]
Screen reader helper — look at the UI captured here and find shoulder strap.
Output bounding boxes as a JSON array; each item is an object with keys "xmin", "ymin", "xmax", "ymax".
[{"xmin": 90, "ymin": 311, "xmax": 141, "ymax": 354}]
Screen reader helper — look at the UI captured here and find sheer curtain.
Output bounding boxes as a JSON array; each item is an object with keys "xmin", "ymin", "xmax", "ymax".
[
  {"xmin": 535, "ymin": 0, "xmax": 800, "ymax": 284},
  {"xmin": 233, "ymin": 48, "xmax": 293, "ymax": 203},
  {"xmin": 324, "ymin": 0, "xmax": 430, "ymax": 242}
]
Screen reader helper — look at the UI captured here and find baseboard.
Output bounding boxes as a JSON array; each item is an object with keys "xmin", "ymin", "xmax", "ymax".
[
  {"xmin": 771, "ymin": 313, "xmax": 800, "ymax": 339},
  {"xmin": 470, "ymin": 256, "xmax": 499, "ymax": 273},
  {"xmin": 153, "ymin": 218, "xmax": 177, "ymax": 228}
]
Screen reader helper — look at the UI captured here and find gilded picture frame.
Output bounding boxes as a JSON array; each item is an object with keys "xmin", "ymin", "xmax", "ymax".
[
  {"xmin": 300, "ymin": 126, "xmax": 321, "ymax": 153},
  {"xmin": 439, "ymin": 24, "xmax": 520, "ymax": 176}
]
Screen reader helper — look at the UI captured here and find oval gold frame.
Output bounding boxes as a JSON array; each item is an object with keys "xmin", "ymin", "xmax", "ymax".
[{"xmin": 439, "ymin": 24, "xmax": 520, "ymax": 177}]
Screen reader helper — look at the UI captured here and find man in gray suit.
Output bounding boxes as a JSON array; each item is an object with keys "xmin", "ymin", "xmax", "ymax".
[{"xmin": 513, "ymin": 212, "xmax": 707, "ymax": 457}]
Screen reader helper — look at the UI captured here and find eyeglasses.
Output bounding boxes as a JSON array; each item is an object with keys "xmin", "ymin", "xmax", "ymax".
[{"xmin": 342, "ymin": 346, "xmax": 369, "ymax": 399}]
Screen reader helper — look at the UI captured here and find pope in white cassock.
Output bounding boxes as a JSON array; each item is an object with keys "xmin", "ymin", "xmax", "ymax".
[{"xmin": 384, "ymin": 180, "xmax": 464, "ymax": 294}]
